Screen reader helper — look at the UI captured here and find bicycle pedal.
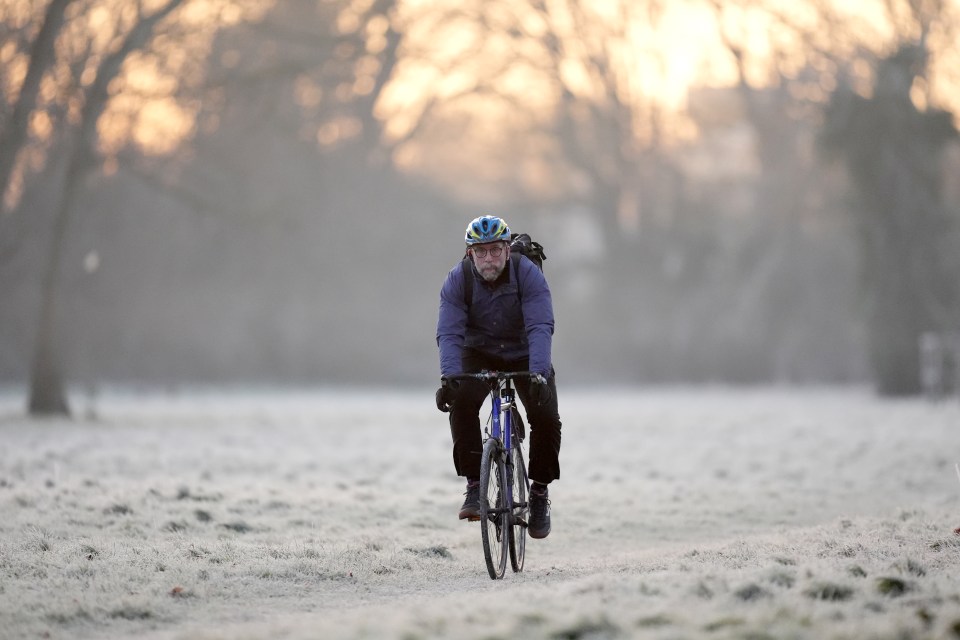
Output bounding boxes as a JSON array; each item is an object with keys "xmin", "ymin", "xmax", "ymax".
[{"xmin": 466, "ymin": 515, "xmax": 482, "ymax": 522}]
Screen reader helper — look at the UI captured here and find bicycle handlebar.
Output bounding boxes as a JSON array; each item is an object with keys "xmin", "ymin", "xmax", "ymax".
[{"xmin": 442, "ymin": 371, "xmax": 546, "ymax": 385}]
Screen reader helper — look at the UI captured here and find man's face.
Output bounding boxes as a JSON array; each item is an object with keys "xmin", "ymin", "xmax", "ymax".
[{"xmin": 469, "ymin": 241, "xmax": 510, "ymax": 282}]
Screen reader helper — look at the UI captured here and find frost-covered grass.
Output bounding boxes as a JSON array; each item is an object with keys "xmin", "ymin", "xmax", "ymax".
[{"xmin": 0, "ymin": 387, "xmax": 958, "ymax": 639}]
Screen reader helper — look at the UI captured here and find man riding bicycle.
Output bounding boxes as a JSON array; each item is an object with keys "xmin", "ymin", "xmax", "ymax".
[{"xmin": 436, "ymin": 215, "xmax": 562, "ymax": 539}]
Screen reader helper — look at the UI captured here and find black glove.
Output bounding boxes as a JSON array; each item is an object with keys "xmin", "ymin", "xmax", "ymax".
[
  {"xmin": 435, "ymin": 379, "xmax": 459, "ymax": 412},
  {"xmin": 531, "ymin": 378, "xmax": 553, "ymax": 406}
]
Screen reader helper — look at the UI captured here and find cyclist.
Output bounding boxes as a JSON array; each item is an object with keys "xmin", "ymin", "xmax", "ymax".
[{"xmin": 435, "ymin": 215, "xmax": 561, "ymax": 539}]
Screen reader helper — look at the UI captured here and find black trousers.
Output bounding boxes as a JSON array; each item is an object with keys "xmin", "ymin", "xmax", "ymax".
[{"xmin": 449, "ymin": 349, "xmax": 562, "ymax": 484}]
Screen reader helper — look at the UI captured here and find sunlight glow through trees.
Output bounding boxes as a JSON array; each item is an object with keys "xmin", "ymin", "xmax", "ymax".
[
  {"xmin": 0, "ymin": 0, "xmax": 273, "ymax": 211},
  {"xmin": 369, "ymin": 0, "xmax": 959, "ymax": 199}
]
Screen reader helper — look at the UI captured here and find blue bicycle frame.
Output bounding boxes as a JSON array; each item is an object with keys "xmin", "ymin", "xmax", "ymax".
[{"xmin": 490, "ymin": 377, "xmax": 517, "ymax": 511}]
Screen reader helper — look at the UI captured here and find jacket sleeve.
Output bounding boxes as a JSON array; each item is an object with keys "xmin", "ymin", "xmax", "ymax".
[
  {"xmin": 517, "ymin": 260, "xmax": 555, "ymax": 376},
  {"xmin": 436, "ymin": 263, "xmax": 468, "ymax": 377}
]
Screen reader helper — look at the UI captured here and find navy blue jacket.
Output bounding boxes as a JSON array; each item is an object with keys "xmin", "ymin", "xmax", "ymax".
[{"xmin": 437, "ymin": 255, "xmax": 555, "ymax": 377}]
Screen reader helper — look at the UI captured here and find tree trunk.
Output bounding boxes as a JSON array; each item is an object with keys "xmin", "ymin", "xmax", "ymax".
[
  {"xmin": 28, "ymin": 325, "xmax": 70, "ymax": 415},
  {"xmin": 27, "ymin": 157, "xmax": 80, "ymax": 416}
]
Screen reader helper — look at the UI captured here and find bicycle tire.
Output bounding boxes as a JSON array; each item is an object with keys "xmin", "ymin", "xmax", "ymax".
[
  {"xmin": 508, "ymin": 426, "xmax": 528, "ymax": 572},
  {"xmin": 479, "ymin": 437, "xmax": 508, "ymax": 580},
  {"xmin": 512, "ymin": 405, "xmax": 526, "ymax": 442}
]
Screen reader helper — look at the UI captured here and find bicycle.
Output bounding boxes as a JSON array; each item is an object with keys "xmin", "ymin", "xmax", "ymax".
[{"xmin": 445, "ymin": 371, "xmax": 543, "ymax": 579}]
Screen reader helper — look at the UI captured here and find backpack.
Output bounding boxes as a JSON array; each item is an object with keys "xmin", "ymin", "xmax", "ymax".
[{"xmin": 461, "ymin": 233, "xmax": 547, "ymax": 306}]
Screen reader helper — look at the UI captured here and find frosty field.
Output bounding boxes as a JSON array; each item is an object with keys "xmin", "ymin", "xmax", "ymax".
[{"xmin": 1, "ymin": 387, "xmax": 958, "ymax": 640}]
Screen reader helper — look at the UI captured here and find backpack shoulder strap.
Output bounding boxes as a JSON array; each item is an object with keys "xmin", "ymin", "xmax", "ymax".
[
  {"xmin": 511, "ymin": 252, "xmax": 523, "ymax": 299},
  {"xmin": 460, "ymin": 256, "xmax": 473, "ymax": 308}
]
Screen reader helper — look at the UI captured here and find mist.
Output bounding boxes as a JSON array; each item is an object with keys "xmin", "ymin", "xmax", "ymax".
[{"xmin": 1, "ymin": 0, "xmax": 959, "ymax": 411}]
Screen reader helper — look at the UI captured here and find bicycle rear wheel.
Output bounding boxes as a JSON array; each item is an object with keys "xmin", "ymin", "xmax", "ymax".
[
  {"xmin": 508, "ymin": 431, "xmax": 528, "ymax": 573},
  {"xmin": 479, "ymin": 437, "xmax": 508, "ymax": 580}
]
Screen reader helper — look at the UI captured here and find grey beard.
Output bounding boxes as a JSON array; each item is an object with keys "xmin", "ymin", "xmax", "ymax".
[{"xmin": 480, "ymin": 266, "xmax": 503, "ymax": 282}]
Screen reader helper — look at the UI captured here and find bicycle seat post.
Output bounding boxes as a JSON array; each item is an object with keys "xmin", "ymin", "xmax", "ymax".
[
  {"xmin": 500, "ymin": 378, "xmax": 514, "ymax": 406},
  {"xmin": 501, "ymin": 377, "xmax": 515, "ymax": 452}
]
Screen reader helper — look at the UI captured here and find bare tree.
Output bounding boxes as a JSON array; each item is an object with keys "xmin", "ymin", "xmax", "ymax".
[
  {"xmin": 823, "ymin": 45, "xmax": 958, "ymax": 394},
  {"xmin": 707, "ymin": 0, "xmax": 960, "ymax": 394},
  {"xmin": 374, "ymin": 0, "xmax": 684, "ymax": 245},
  {"xmin": 29, "ymin": 0, "xmax": 189, "ymax": 415},
  {"xmin": 2, "ymin": 0, "xmax": 273, "ymax": 415}
]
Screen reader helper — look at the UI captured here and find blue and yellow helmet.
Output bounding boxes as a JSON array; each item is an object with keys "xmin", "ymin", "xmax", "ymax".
[{"xmin": 465, "ymin": 215, "xmax": 511, "ymax": 245}]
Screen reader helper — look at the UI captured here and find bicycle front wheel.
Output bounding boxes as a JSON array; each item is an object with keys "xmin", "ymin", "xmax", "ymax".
[
  {"xmin": 479, "ymin": 437, "xmax": 508, "ymax": 580},
  {"xmin": 508, "ymin": 429, "xmax": 529, "ymax": 573}
]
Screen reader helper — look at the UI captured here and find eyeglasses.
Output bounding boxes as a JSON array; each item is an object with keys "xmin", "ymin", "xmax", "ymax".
[{"xmin": 472, "ymin": 245, "xmax": 505, "ymax": 258}]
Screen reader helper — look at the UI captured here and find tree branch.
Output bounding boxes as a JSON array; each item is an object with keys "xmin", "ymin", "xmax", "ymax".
[{"xmin": 0, "ymin": 0, "xmax": 77, "ymax": 212}]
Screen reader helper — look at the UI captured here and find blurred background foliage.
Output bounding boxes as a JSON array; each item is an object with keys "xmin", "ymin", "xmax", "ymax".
[{"xmin": 1, "ymin": 0, "xmax": 959, "ymax": 413}]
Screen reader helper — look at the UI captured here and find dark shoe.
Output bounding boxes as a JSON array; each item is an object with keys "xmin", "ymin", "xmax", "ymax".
[
  {"xmin": 528, "ymin": 484, "xmax": 551, "ymax": 538},
  {"xmin": 459, "ymin": 480, "xmax": 481, "ymax": 520}
]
